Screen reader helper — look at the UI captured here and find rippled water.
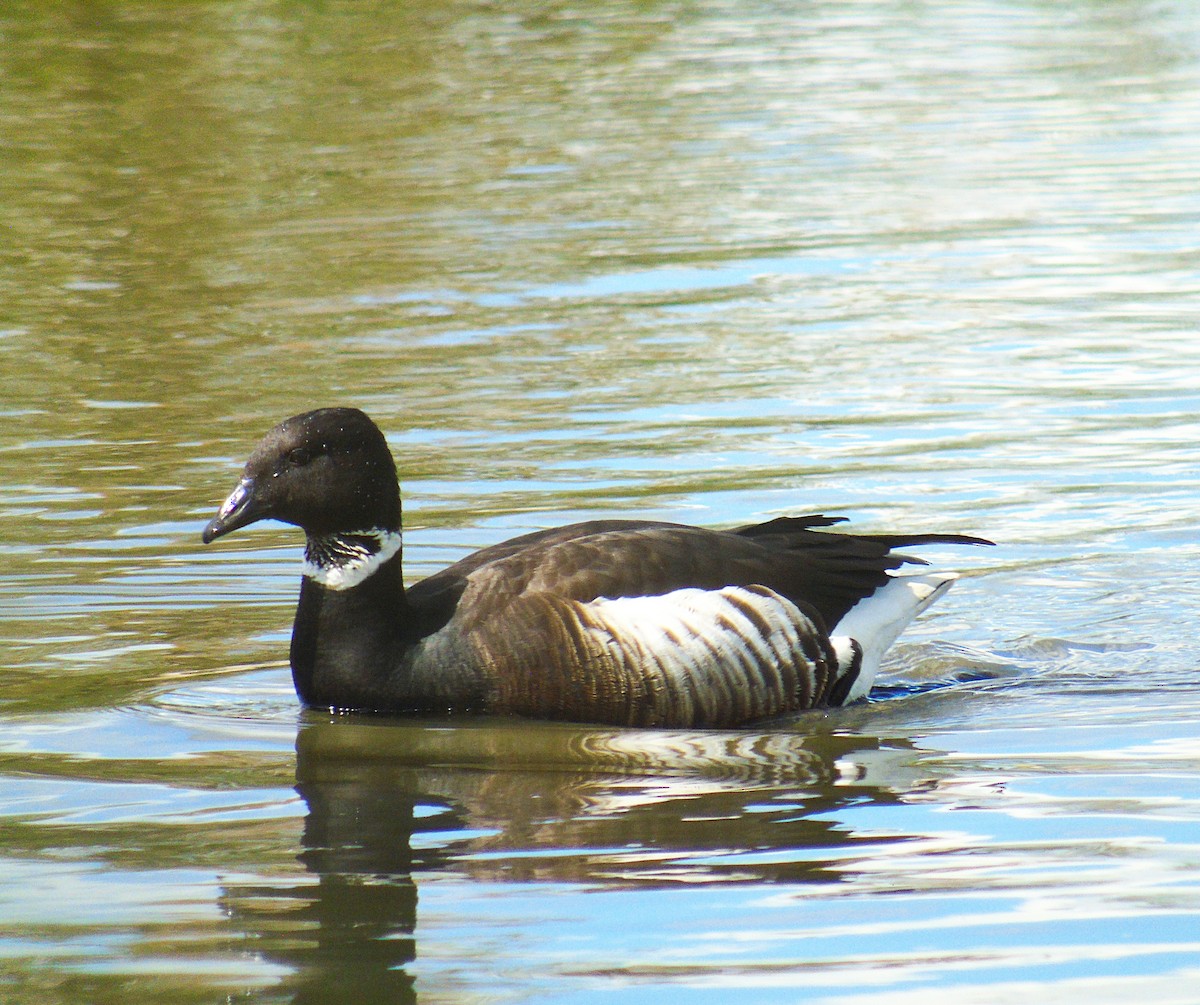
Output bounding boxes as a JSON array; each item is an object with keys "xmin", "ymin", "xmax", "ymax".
[{"xmin": 2, "ymin": 1, "xmax": 1200, "ymax": 1002}]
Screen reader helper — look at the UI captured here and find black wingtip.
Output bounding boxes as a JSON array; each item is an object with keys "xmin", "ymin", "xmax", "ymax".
[
  {"xmin": 734, "ymin": 516, "xmax": 994, "ymax": 548},
  {"xmin": 931, "ymin": 534, "xmax": 996, "ymax": 548},
  {"xmin": 733, "ymin": 514, "xmax": 849, "ymax": 537}
]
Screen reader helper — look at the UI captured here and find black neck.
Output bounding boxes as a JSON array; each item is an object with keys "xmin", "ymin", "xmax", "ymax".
[{"xmin": 290, "ymin": 552, "xmax": 411, "ymax": 711}]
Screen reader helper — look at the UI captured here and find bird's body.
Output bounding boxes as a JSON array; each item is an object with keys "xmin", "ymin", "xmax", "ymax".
[{"xmin": 203, "ymin": 408, "xmax": 990, "ymax": 727}]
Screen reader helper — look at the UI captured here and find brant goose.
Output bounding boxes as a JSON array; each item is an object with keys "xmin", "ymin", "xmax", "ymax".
[{"xmin": 202, "ymin": 408, "xmax": 991, "ymax": 727}]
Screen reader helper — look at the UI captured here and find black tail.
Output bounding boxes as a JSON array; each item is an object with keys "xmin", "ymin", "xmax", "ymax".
[
  {"xmin": 735, "ymin": 514, "xmax": 994, "ymax": 552},
  {"xmin": 731, "ymin": 513, "xmax": 993, "ymax": 628}
]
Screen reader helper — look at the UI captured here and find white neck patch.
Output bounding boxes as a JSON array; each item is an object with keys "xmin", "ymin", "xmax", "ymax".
[{"xmin": 302, "ymin": 529, "xmax": 403, "ymax": 590}]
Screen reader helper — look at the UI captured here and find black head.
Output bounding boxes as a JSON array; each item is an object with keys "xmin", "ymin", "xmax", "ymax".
[{"xmin": 202, "ymin": 407, "xmax": 401, "ymax": 543}]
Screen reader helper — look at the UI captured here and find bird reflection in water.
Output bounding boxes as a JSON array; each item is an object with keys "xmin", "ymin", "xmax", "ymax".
[{"xmin": 218, "ymin": 716, "xmax": 926, "ymax": 1001}]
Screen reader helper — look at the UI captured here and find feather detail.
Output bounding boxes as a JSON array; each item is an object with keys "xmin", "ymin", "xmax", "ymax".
[
  {"xmin": 830, "ymin": 572, "xmax": 958, "ymax": 703},
  {"xmin": 444, "ymin": 585, "xmax": 838, "ymax": 727},
  {"xmin": 303, "ymin": 529, "xmax": 403, "ymax": 590}
]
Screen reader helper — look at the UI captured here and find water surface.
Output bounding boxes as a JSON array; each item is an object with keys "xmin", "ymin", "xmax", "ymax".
[{"xmin": 2, "ymin": 1, "xmax": 1199, "ymax": 1002}]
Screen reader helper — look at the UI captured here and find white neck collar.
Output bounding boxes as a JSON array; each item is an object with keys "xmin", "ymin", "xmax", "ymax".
[{"xmin": 302, "ymin": 528, "xmax": 403, "ymax": 590}]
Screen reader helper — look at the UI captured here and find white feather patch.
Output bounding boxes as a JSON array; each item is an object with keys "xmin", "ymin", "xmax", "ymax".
[
  {"xmin": 582, "ymin": 585, "xmax": 819, "ymax": 720},
  {"xmin": 831, "ymin": 572, "xmax": 958, "ymax": 703},
  {"xmin": 302, "ymin": 529, "xmax": 403, "ymax": 590},
  {"xmin": 586, "ymin": 586, "xmax": 802, "ymax": 659}
]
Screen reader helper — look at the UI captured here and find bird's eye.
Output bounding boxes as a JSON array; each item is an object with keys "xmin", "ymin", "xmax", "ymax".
[{"xmin": 287, "ymin": 446, "xmax": 313, "ymax": 467}]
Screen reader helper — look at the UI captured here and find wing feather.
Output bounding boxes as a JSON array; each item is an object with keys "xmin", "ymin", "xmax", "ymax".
[
  {"xmin": 406, "ymin": 515, "xmax": 990, "ymax": 637},
  {"xmin": 439, "ymin": 584, "xmax": 834, "ymax": 726}
]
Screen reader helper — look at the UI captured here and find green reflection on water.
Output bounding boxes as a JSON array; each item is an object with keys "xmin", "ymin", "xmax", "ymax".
[{"xmin": 3, "ymin": 0, "xmax": 1200, "ymax": 1000}]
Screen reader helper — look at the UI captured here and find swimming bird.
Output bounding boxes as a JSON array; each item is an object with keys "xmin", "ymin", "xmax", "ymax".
[{"xmin": 202, "ymin": 408, "xmax": 991, "ymax": 727}]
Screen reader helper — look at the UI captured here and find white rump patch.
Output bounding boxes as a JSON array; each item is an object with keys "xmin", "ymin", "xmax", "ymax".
[
  {"xmin": 303, "ymin": 529, "xmax": 403, "ymax": 590},
  {"xmin": 830, "ymin": 572, "xmax": 958, "ymax": 703}
]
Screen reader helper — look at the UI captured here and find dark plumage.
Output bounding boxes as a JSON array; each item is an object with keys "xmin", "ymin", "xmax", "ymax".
[{"xmin": 202, "ymin": 408, "xmax": 991, "ymax": 727}]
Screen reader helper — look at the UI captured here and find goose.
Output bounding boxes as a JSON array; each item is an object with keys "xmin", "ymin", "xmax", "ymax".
[{"xmin": 202, "ymin": 407, "xmax": 991, "ymax": 727}]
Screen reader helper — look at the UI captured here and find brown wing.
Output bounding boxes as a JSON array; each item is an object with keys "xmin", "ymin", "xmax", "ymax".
[
  {"xmin": 405, "ymin": 515, "xmax": 990, "ymax": 636},
  {"xmin": 412, "ymin": 583, "xmax": 839, "ymax": 727}
]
